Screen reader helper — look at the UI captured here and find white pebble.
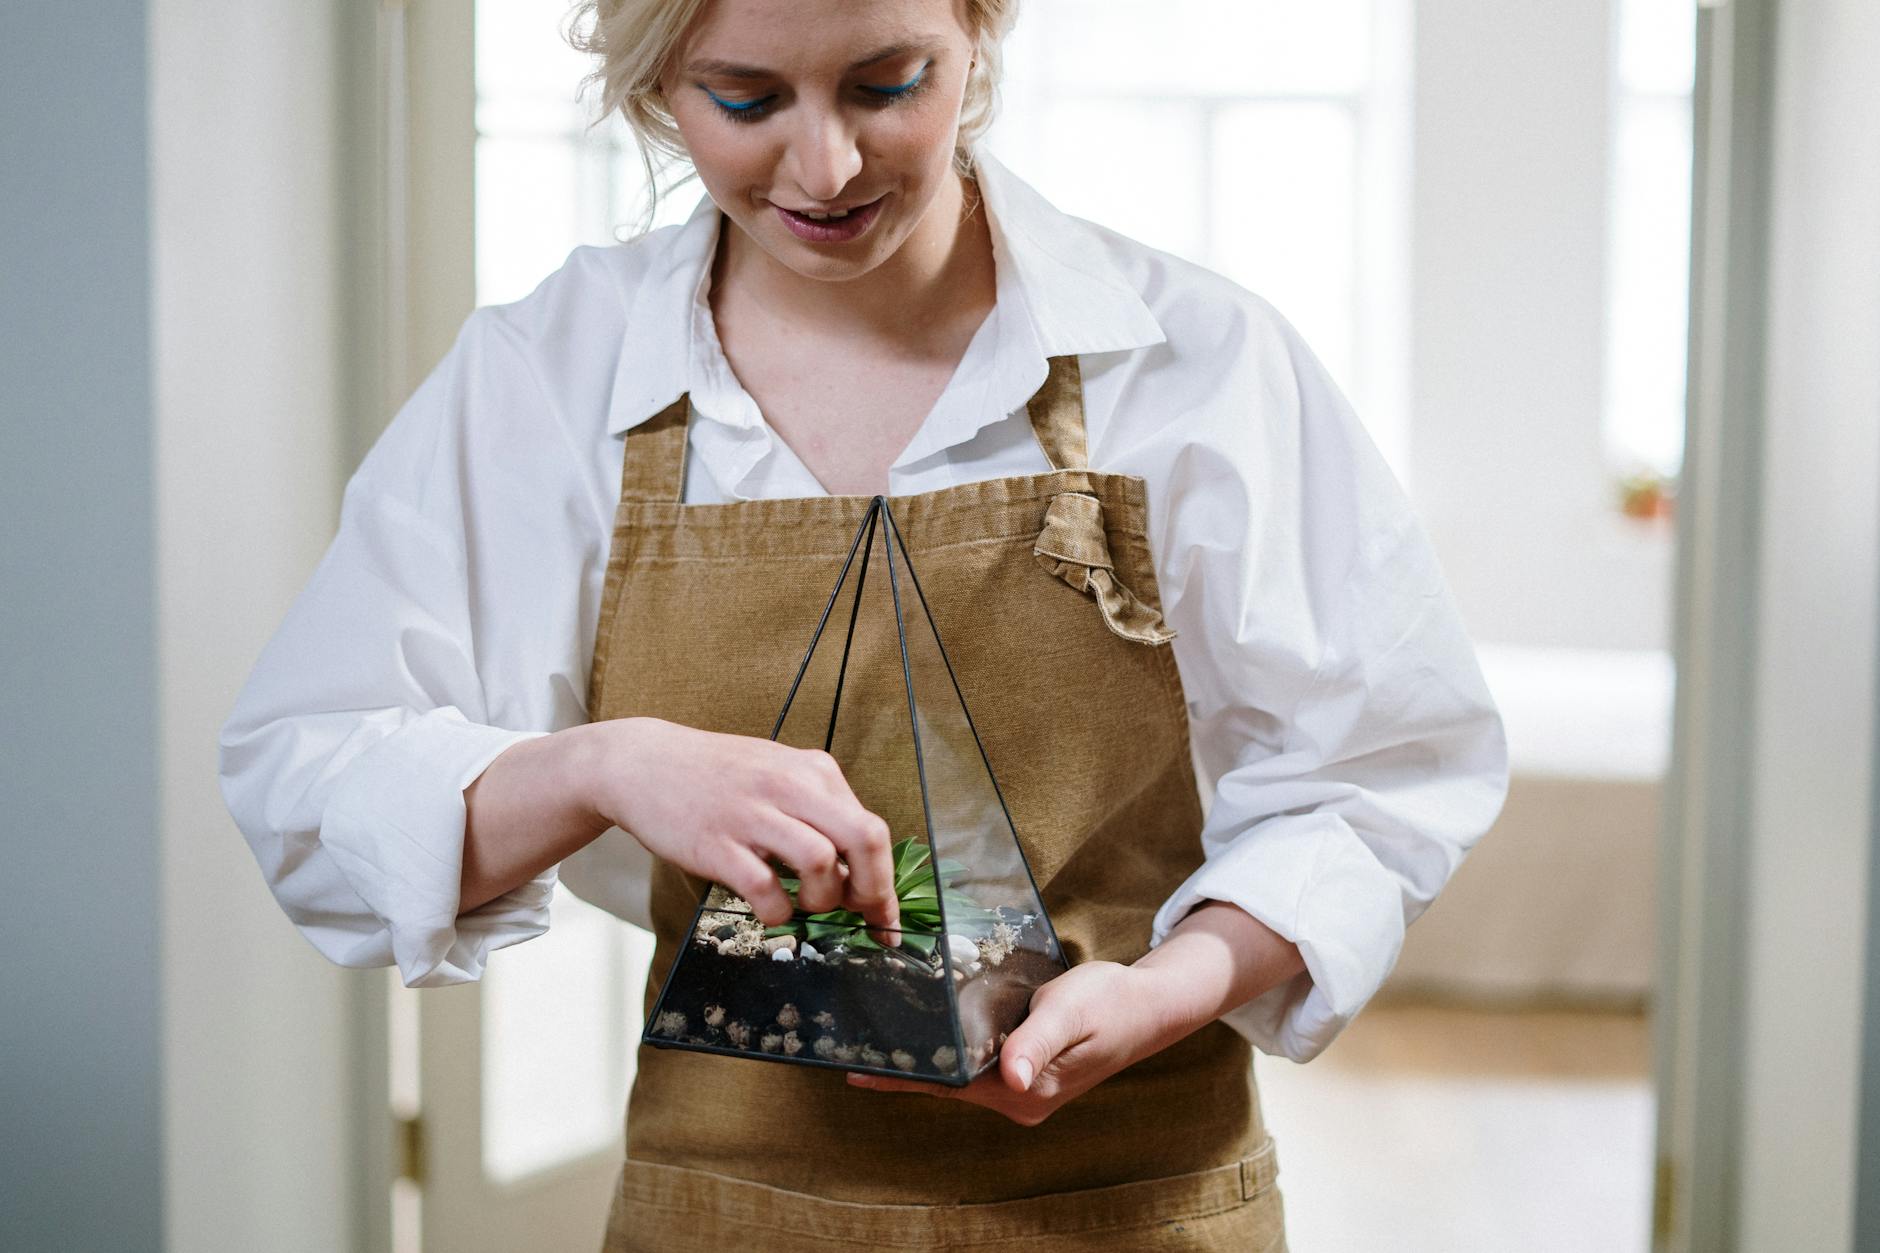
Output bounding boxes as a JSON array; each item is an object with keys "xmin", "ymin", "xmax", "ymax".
[
  {"xmin": 801, "ymin": 943, "xmax": 822, "ymax": 962},
  {"xmin": 771, "ymin": 947, "xmax": 793, "ymax": 961},
  {"xmin": 946, "ymin": 934, "xmax": 979, "ymax": 968}
]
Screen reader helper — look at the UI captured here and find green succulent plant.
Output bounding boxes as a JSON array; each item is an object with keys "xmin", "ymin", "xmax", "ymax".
[{"xmin": 767, "ymin": 837, "xmax": 999, "ymax": 959}]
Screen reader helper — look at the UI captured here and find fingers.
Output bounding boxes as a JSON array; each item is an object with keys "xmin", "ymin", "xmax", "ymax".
[
  {"xmin": 716, "ymin": 845, "xmax": 795, "ymax": 927},
  {"xmin": 781, "ymin": 752, "xmax": 899, "ymax": 932},
  {"xmin": 1001, "ymin": 992, "xmax": 1089, "ymax": 1098},
  {"xmin": 748, "ymin": 814, "xmax": 846, "ymax": 915}
]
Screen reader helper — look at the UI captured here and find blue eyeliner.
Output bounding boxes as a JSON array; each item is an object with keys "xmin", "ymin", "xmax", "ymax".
[
  {"xmin": 705, "ymin": 89, "xmax": 770, "ymax": 114},
  {"xmin": 701, "ymin": 60, "xmax": 931, "ymax": 120},
  {"xmin": 869, "ymin": 67, "xmax": 926, "ymax": 97}
]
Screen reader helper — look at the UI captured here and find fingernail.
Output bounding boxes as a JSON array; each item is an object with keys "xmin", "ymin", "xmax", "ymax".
[{"xmin": 1012, "ymin": 1059, "xmax": 1034, "ymax": 1091}]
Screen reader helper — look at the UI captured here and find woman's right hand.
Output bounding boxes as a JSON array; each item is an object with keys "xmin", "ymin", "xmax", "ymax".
[{"xmin": 581, "ymin": 716, "xmax": 899, "ymax": 935}]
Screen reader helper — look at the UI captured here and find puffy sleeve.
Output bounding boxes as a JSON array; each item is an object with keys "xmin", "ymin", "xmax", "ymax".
[
  {"xmin": 217, "ymin": 298, "xmax": 614, "ymax": 986},
  {"xmin": 1140, "ymin": 295, "xmax": 1510, "ymax": 1062}
]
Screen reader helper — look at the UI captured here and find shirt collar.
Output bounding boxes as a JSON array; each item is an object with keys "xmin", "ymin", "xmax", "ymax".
[{"xmin": 604, "ymin": 146, "xmax": 1166, "ymax": 442}]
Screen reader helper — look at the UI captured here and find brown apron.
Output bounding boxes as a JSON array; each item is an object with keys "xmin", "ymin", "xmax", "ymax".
[{"xmin": 587, "ymin": 354, "xmax": 1287, "ymax": 1251}]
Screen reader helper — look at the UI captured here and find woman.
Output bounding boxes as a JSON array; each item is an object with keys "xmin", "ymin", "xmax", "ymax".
[{"xmin": 220, "ymin": 0, "xmax": 1509, "ymax": 1247}]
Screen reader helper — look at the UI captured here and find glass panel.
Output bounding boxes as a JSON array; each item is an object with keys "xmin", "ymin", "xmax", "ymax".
[
  {"xmin": 646, "ymin": 501, "xmax": 1067, "ymax": 1084},
  {"xmin": 1210, "ymin": 102, "xmax": 1360, "ymax": 394},
  {"xmin": 999, "ymin": 98, "xmax": 1210, "ymax": 261},
  {"xmin": 1026, "ymin": 0, "xmax": 1372, "ymax": 97},
  {"xmin": 1617, "ymin": 0, "xmax": 1697, "ymax": 95},
  {"xmin": 475, "ymin": 0, "xmax": 593, "ymax": 103},
  {"xmin": 1602, "ymin": 97, "xmax": 1692, "ymax": 479},
  {"xmin": 482, "ymin": 887, "xmax": 651, "ymax": 1184},
  {"xmin": 475, "ymin": 135, "xmax": 584, "ymax": 308},
  {"xmin": 475, "ymin": 0, "xmax": 700, "ymax": 309}
]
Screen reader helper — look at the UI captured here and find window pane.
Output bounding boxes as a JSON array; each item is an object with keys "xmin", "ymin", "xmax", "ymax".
[
  {"xmin": 1617, "ymin": 0, "xmax": 1696, "ymax": 95},
  {"xmin": 475, "ymin": 135, "xmax": 584, "ymax": 308},
  {"xmin": 1210, "ymin": 103, "xmax": 1360, "ymax": 393},
  {"xmin": 989, "ymin": 98, "xmax": 1210, "ymax": 261},
  {"xmin": 1603, "ymin": 97, "xmax": 1692, "ymax": 478},
  {"xmin": 1023, "ymin": 0, "xmax": 1372, "ymax": 97},
  {"xmin": 482, "ymin": 887, "xmax": 654, "ymax": 1185},
  {"xmin": 476, "ymin": 0, "xmax": 591, "ymax": 104}
]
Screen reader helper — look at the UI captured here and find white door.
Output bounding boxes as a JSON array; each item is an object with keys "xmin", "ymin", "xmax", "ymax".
[{"xmin": 379, "ymin": 4, "xmax": 661, "ymax": 1249}]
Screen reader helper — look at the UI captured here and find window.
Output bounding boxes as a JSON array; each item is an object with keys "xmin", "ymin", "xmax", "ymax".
[
  {"xmin": 1603, "ymin": 0, "xmax": 1695, "ymax": 491},
  {"xmin": 988, "ymin": 0, "xmax": 1410, "ymax": 475}
]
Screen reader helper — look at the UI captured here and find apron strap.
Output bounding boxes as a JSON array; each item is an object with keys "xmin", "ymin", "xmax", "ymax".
[
  {"xmin": 619, "ymin": 394, "xmax": 691, "ymax": 504},
  {"xmin": 1024, "ymin": 353, "xmax": 1090, "ymax": 471}
]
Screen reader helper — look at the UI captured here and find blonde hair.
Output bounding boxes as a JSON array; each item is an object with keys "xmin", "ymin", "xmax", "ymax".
[{"xmin": 565, "ymin": 0, "xmax": 1018, "ymax": 233}]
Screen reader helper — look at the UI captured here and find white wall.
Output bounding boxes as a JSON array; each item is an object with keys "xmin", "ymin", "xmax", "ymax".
[
  {"xmin": 1411, "ymin": 0, "xmax": 1675, "ymax": 652},
  {"xmin": 151, "ymin": 3, "xmax": 379, "ymax": 1250},
  {"xmin": 1736, "ymin": 0, "xmax": 1880, "ymax": 1245}
]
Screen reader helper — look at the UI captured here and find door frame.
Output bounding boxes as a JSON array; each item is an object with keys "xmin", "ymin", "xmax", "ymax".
[{"xmin": 1652, "ymin": 0, "xmax": 1776, "ymax": 1247}]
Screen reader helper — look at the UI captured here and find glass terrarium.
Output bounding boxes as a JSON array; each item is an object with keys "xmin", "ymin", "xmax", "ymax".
[{"xmin": 643, "ymin": 496, "xmax": 1068, "ymax": 1086}]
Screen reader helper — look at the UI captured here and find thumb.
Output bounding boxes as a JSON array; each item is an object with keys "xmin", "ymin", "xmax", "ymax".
[{"xmin": 999, "ymin": 992, "xmax": 1088, "ymax": 1094}]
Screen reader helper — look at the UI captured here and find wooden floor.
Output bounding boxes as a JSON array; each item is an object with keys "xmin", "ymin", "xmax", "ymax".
[{"xmin": 1253, "ymin": 1004, "xmax": 1655, "ymax": 1252}]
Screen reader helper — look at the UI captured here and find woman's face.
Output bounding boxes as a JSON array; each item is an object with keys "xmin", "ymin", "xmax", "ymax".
[{"xmin": 662, "ymin": 0, "xmax": 978, "ymax": 282}]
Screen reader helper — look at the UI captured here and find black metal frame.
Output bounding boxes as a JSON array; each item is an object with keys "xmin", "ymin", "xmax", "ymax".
[{"xmin": 642, "ymin": 496, "xmax": 1067, "ymax": 1086}]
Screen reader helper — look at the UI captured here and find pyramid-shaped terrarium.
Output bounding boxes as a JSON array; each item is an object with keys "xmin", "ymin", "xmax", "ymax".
[{"xmin": 643, "ymin": 496, "xmax": 1068, "ymax": 1086}]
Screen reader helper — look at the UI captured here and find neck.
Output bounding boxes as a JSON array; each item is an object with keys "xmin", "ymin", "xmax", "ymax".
[{"xmin": 714, "ymin": 165, "xmax": 994, "ymax": 350}]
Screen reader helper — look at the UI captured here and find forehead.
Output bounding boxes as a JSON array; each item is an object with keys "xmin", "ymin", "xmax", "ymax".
[{"xmin": 680, "ymin": 0, "xmax": 973, "ymax": 73}]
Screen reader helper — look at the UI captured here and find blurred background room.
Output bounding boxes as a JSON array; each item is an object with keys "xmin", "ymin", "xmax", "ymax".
[{"xmin": 5, "ymin": 1, "xmax": 1880, "ymax": 1251}]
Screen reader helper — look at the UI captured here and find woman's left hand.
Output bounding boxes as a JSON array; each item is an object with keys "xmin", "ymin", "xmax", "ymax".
[{"xmin": 844, "ymin": 960, "xmax": 1167, "ymax": 1126}]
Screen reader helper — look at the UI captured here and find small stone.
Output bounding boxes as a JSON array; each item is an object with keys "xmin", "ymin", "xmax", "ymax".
[
  {"xmin": 652, "ymin": 1011, "xmax": 686, "ymax": 1038},
  {"xmin": 813, "ymin": 1036, "xmax": 837, "ymax": 1060},
  {"xmin": 801, "ymin": 943, "xmax": 823, "ymax": 962},
  {"xmin": 813, "ymin": 1010, "xmax": 836, "ymax": 1030},
  {"xmin": 726, "ymin": 1021, "xmax": 752, "ymax": 1049},
  {"xmin": 777, "ymin": 1003, "xmax": 801, "ymax": 1031},
  {"xmin": 713, "ymin": 924, "xmax": 737, "ymax": 941},
  {"xmin": 946, "ymin": 933, "xmax": 979, "ymax": 968},
  {"xmin": 717, "ymin": 938, "xmax": 738, "ymax": 955},
  {"xmin": 932, "ymin": 1045, "xmax": 958, "ymax": 1072},
  {"xmin": 783, "ymin": 1031, "xmax": 805, "ymax": 1056},
  {"xmin": 860, "ymin": 1045, "xmax": 888, "ymax": 1068},
  {"xmin": 760, "ymin": 1032, "xmax": 783, "ymax": 1053},
  {"xmin": 702, "ymin": 1004, "xmax": 726, "ymax": 1028},
  {"xmin": 846, "ymin": 956, "xmax": 868, "ymax": 967},
  {"xmin": 771, "ymin": 947, "xmax": 793, "ymax": 962},
  {"xmin": 831, "ymin": 1043, "xmax": 859, "ymax": 1063},
  {"xmin": 764, "ymin": 935, "xmax": 798, "ymax": 957},
  {"xmin": 890, "ymin": 1050, "xmax": 917, "ymax": 1072}
]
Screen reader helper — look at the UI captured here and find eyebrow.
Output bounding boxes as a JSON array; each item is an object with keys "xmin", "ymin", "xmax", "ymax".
[{"xmin": 685, "ymin": 41, "xmax": 933, "ymax": 81}]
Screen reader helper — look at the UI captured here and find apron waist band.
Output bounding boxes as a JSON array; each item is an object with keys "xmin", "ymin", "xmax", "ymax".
[{"xmin": 611, "ymin": 1138, "xmax": 1279, "ymax": 1250}]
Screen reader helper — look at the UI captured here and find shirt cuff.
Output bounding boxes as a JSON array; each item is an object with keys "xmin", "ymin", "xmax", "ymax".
[
  {"xmin": 1149, "ymin": 812, "xmax": 1405, "ymax": 1063},
  {"xmin": 320, "ymin": 706, "xmax": 556, "ymax": 987}
]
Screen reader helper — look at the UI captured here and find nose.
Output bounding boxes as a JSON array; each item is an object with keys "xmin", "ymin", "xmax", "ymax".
[{"xmin": 785, "ymin": 107, "xmax": 863, "ymax": 203}]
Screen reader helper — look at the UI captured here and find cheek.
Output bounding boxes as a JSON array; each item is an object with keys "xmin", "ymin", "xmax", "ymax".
[{"xmin": 678, "ymin": 116, "xmax": 772, "ymax": 194}]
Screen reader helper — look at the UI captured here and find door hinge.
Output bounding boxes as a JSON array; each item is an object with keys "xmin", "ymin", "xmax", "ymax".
[
  {"xmin": 1652, "ymin": 1153, "xmax": 1676, "ymax": 1247},
  {"xmin": 396, "ymin": 1113, "xmax": 426, "ymax": 1186}
]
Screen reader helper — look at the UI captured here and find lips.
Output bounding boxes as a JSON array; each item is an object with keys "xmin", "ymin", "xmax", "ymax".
[{"xmin": 773, "ymin": 195, "xmax": 886, "ymax": 244}]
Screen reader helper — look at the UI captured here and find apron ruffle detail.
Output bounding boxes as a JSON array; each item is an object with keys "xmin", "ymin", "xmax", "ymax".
[{"xmin": 1034, "ymin": 491, "xmax": 1176, "ymax": 645}]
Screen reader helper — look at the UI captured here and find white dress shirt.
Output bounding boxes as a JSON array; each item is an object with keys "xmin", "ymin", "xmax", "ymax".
[{"xmin": 218, "ymin": 146, "xmax": 1508, "ymax": 1064}]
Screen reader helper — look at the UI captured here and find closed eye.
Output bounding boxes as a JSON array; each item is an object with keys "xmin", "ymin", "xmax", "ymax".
[
  {"xmin": 704, "ymin": 89, "xmax": 777, "ymax": 122},
  {"xmin": 700, "ymin": 60, "xmax": 931, "ymax": 124},
  {"xmin": 863, "ymin": 66, "xmax": 929, "ymax": 101}
]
